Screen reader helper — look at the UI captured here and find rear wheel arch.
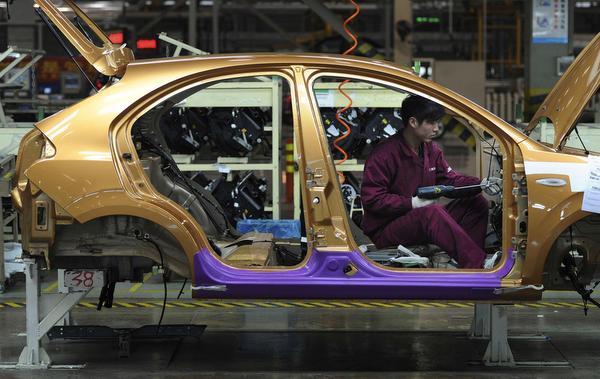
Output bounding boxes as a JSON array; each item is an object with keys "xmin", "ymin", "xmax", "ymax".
[
  {"xmin": 53, "ymin": 213, "xmax": 195, "ymax": 279},
  {"xmin": 65, "ymin": 196, "xmax": 207, "ymax": 274}
]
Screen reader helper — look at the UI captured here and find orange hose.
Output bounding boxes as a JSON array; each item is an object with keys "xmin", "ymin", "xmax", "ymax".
[
  {"xmin": 342, "ymin": 0, "xmax": 360, "ymax": 55},
  {"xmin": 333, "ymin": 80, "xmax": 352, "ymax": 164},
  {"xmin": 334, "ymin": 0, "xmax": 360, "ymax": 182}
]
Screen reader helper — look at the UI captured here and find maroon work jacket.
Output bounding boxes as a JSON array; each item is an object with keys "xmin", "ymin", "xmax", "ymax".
[{"xmin": 360, "ymin": 133, "xmax": 481, "ymax": 240}]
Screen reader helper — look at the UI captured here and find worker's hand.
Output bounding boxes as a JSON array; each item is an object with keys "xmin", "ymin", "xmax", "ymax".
[
  {"xmin": 411, "ymin": 196, "xmax": 437, "ymax": 209},
  {"xmin": 481, "ymin": 177, "xmax": 502, "ymax": 196}
]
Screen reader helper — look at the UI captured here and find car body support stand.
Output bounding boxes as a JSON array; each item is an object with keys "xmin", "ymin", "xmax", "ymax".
[{"xmin": 0, "ymin": 258, "xmax": 89, "ymax": 369}]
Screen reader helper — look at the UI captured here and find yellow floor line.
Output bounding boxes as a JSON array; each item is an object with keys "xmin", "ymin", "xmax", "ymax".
[
  {"xmin": 269, "ymin": 301, "xmax": 295, "ymax": 308},
  {"xmin": 538, "ymin": 301, "xmax": 564, "ymax": 308},
  {"xmin": 428, "ymin": 302, "xmax": 450, "ymax": 308},
  {"xmin": 254, "ymin": 302, "xmax": 278, "ymax": 308},
  {"xmin": 193, "ymin": 301, "xmax": 216, "ymax": 308},
  {"xmin": 114, "ymin": 301, "xmax": 135, "ymax": 308},
  {"xmin": 208, "ymin": 302, "xmax": 235, "ymax": 308},
  {"xmin": 135, "ymin": 302, "xmax": 155, "ymax": 308},
  {"xmin": 1, "ymin": 299, "xmax": 582, "ymax": 311},
  {"xmin": 368, "ymin": 302, "xmax": 395, "ymax": 308},
  {"xmin": 172, "ymin": 301, "xmax": 195, "ymax": 308},
  {"xmin": 288, "ymin": 302, "xmax": 314, "ymax": 308},
  {"xmin": 411, "ymin": 302, "xmax": 434, "ymax": 308},
  {"xmin": 349, "ymin": 302, "xmax": 374, "ymax": 308},
  {"xmin": 389, "ymin": 302, "xmax": 414, "ymax": 308},
  {"xmin": 556, "ymin": 302, "xmax": 581, "ymax": 308},
  {"xmin": 129, "ymin": 272, "xmax": 153, "ymax": 293},
  {"xmin": 447, "ymin": 302, "xmax": 471, "ymax": 308},
  {"xmin": 151, "ymin": 301, "xmax": 174, "ymax": 308},
  {"xmin": 329, "ymin": 301, "xmax": 353, "ymax": 308},
  {"xmin": 228, "ymin": 301, "xmax": 255, "ymax": 308},
  {"xmin": 308, "ymin": 302, "xmax": 336, "ymax": 308},
  {"xmin": 524, "ymin": 303, "xmax": 545, "ymax": 308},
  {"xmin": 42, "ymin": 281, "xmax": 58, "ymax": 294},
  {"xmin": 4, "ymin": 302, "xmax": 23, "ymax": 308}
]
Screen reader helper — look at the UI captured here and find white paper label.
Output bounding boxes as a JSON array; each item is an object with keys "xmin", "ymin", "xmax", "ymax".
[{"xmin": 582, "ymin": 155, "xmax": 600, "ymax": 213}]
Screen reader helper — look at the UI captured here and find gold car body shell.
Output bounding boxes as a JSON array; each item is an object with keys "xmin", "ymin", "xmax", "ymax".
[{"xmin": 12, "ymin": 48, "xmax": 599, "ymax": 286}]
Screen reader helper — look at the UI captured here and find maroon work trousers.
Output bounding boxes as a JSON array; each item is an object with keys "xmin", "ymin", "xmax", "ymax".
[{"xmin": 372, "ymin": 194, "xmax": 488, "ymax": 269}]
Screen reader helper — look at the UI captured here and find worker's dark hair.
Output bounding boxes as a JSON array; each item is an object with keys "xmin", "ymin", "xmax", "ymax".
[{"xmin": 400, "ymin": 95, "xmax": 445, "ymax": 125}]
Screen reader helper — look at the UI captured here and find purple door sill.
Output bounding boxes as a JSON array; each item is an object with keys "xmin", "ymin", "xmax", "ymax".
[{"xmin": 193, "ymin": 248, "xmax": 515, "ymax": 300}]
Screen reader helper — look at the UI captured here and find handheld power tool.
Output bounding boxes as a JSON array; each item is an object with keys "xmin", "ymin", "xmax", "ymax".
[{"xmin": 416, "ymin": 184, "xmax": 482, "ymax": 199}]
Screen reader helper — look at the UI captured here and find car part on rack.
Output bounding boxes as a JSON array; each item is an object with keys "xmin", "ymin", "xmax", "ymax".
[
  {"xmin": 206, "ymin": 107, "xmax": 268, "ymax": 156},
  {"xmin": 321, "ymin": 108, "xmax": 364, "ymax": 159},
  {"xmin": 209, "ymin": 171, "xmax": 268, "ymax": 227},
  {"xmin": 362, "ymin": 108, "xmax": 402, "ymax": 146},
  {"xmin": 159, "ymin": 107, "xmax": 208, "ymax": 154},
  {"xmin": 339, "ymin": 172, "xmax": 363, "ymax": 226}
]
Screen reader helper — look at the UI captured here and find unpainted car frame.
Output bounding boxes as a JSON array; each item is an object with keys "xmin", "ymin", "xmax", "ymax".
[{"xmin": 13, "ymin": 0, "xmax": 600, "ymax": 303}]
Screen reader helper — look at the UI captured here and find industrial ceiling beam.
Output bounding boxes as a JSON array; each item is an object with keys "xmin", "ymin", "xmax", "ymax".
[
  {"xmin": 301, "ymin": 0, "xmax": 354, "ymax": 43},
  {"xmin": 212, "ymin": 0, "xmax": 220, "ymax": 53},
  {"xmin": 243, "ymin": 0, "xmax": 302, "ymax": 48},
  {"xmin": 189, "ymin": 0, "xmax": 197, "ymax": 48},
  {"xmin": 137, "ymin": 0, "xmax": 187, "ymax": 36}
]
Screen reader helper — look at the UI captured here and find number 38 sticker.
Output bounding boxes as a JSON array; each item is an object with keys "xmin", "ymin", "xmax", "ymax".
[{"xmin": 64, "ymin": 270, "xmax": 105, "ymax": 289}]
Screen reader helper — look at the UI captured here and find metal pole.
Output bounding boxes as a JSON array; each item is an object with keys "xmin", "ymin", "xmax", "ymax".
[
  {"xmin": 483, "ymin": 0, "xmax": 487, "ymax": 63},
  {"xmin": 37, "ymin": 24, "xmax": 44, "ymax": 50},
  {"xmin": 212, "ymin": 0, "xmax": 220, "ymax": 54},
  {"xmin": 25, "ymin": 260, "xmax": 40, "ymax": 365},
  {"xmin": 188, "ymin": 0, "xmax": 197, "ymax": 48},
  {"xmin": 384, "ymin": 0, "xmax": 392, "ymax": 60},
  {"xmin": 17, "ymin": 259, "xmax": 50, "ymax": 368},
  {"xmin": 449, "ymin": 0, "xmax": 453, "ymax": 35}
]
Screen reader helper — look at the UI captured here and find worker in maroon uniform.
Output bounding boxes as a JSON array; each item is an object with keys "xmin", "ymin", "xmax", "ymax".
[{"xmin": 360, "ymin": 95, "xmax": 501, "ymax": 269}]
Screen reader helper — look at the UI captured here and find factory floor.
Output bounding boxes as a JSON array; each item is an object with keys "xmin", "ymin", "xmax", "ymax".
[{"xmin": 1, "ymin": 272, "xmax": 600, "ymax": 378}]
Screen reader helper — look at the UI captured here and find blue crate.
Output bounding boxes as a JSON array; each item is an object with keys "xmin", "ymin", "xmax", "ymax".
[{"xmin": 237, "ymin": 219, "xmax": 301, "ymax": 239}]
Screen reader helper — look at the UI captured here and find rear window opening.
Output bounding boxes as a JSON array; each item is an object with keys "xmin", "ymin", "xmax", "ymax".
[{"xmin": 131, "ymin": 75, "xmax": 308, "ymax": 269}]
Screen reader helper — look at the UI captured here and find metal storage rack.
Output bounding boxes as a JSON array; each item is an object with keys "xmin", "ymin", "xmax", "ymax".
[
  {"xmin": 0, "ymin": 154, "xmax": 20, "ymax": 293},
  {"xmin": 174, "ymin": 79, "xmax": 284, "ymax": 218}
]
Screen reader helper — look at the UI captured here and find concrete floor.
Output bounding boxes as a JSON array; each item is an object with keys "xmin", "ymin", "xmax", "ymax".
[{"xmin": 1, "ymin": 273, "xmax": 600, "ymax": 377}]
